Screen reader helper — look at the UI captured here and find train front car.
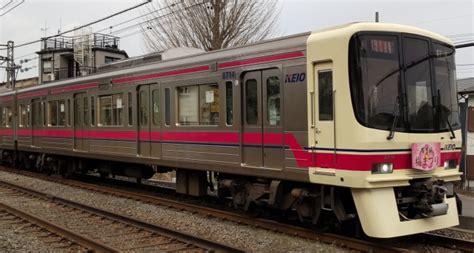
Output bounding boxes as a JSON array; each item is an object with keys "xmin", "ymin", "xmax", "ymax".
[{"xmin": 306, "ymin": 23, "xmax": 461, "ymax": 238}]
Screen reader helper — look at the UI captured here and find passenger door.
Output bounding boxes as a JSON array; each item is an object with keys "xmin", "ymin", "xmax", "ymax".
[
  {"xmin": 313, "ymin": 63, "xmax": 335, "ymax": 166},
  {"xmin": 73, "ymin": 93, "xmax": 84, "ymax": 151},
  {"xmin": 138, "ymin": 85, "xmax": 151, "ymax": 157},
  {"xmin": 31, "ymin": 99, "xmax": 41, "ymax": 147},
  {"xmin": 138, "ymin": 84, "xmax": 161, "ymax": 158},
  {"xmin": 242, "ymin": 69, "xmax": 284, "ymax": 169}
]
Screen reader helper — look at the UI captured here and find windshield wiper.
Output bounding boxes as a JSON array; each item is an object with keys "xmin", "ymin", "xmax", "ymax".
[
  {"xmin": 446, "ymin": 118, "xmax": 456, "ymax": 139},
  {"xmin": 387, "ymin": 96, "xmax": 400, "ymax": 140},
  {"xmin": 436, "ymin": 89, "xmax": 456, "ymax": 139}
]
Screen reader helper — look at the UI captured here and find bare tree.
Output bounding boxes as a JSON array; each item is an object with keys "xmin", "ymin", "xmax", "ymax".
[{"xmin": 141, "ymin": 0, "xmax": 279, "ymax": 52}]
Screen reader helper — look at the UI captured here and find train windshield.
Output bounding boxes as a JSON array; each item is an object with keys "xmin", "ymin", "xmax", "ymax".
[{"xmin": 349, "ymin": 33, "xmax": 460, "ymax": 133}]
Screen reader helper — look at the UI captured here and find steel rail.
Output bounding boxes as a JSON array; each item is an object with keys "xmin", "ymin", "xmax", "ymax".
[
  {"xmin": 420, "ymin": 233, "xmax": 474, "ymax": 252},
  {"xmin": 0, "ymin": 179, "xmax": 244, "ymax": 253},
  {"xmin": 0, "ymin": 167, "xmax": 407, "ymax": 252},
  {"xmin": 0, "ymin": 202, "xmax": 119, "ymax": 253}
]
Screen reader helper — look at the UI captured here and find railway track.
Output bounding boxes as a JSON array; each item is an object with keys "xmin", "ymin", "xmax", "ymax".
[
  {"xmin": 0, "ymin": 166, "xmax": 409, "ymax": 252},
  {"xmin": 0, "ymin": 203, "xmax": 102, "ymax": 252},
  {"xmin": 0, "ymin": 177, "xmax": 244, "ymax": 252},
  {"xmin": 417, "ymin": 233, "xmax": 474, "ymax": 252}
]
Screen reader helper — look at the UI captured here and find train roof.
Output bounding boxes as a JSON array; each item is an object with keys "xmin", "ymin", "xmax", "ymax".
[
  {"xmin": 11, "ymin": 31, "xmax": 311, "ymax": 96},
  {"xmin": 1, "ymin": 22, "xmax": 453, "ymax": 97},
  {"xmin": 311, "ymin": 22, "xmax": 453, "ymax": 45}
]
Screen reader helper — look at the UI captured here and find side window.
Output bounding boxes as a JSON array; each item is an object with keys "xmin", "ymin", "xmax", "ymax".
[
  {"xmin": 67, "ymin": 99, "xmax": 71, "ymax": 126},
  {"xmin": 48, "ymin": 100, "xmax": 66, "ymax": 126},
  {"xmin": 318, "ymin": 70, "xmax": 333, "ymax": 121},
  {"xmin": 113, "ymin": 94, "xmax": 123, "ymax": 126},
  {"xmin": 19, "ymin": 104, "xmax": 30, "ymax": 127},
  {"xmin": 99, "ymin": 96, "xmax": 112, "ymax": 126},
  {"xmin": 152, "ymin": 89, "xmax": 160, "ymax": 126},
  {"xmin": 199, "ymin": 84, "xmax": 219, "ymax": 125},
  {"xmin": 177, "ymin": 84, "xmax": 220, "ymax": 126},
  {"xmin": 42, "ymin": 101, "xmax": 46, "ymax": 127},
  {"xmin": 128, "ymin": 92, "xmax": 133, "ymax": 126},
  {"xmin": 32, "ymin": 99, "xmax": 40, "ymax": 127},
  {"xmin": 165, "ymin": 88, "xmax": 170, "ymax": 126},
  {"xmin": 245, "ymin": 79, "xmax": 258, "ymax": 125},
  {"xmin": 6, "ymin": 107, "xmax": 12, "ymax": 127},
  {"xmin": 178, "ymin": 86, "xmax": 198, "ymax": 125},
  {"xmin": 267, "ymin": 76, "xmax": 280, "ymax": 126},
  {"xmin": 225, "ymin": 81, "xmax": 233, "ymax": 125},
  {"xmin": 83, "ymin": 97, "xmax": 89, "ymax": 126},
  {"xmin": 0, "ymin": 106, "xmax": 3, "ymax": 127},
  {"xmin": 99, "ymin": 94, "xmax": 123, "ymax": 126},
  {"xmin": 59, "ymin": 100, "xmax": 66, "ymax": 126},
  {"xmin": 49, "ymin": 101, "xmax": 58, "ymax": 126},
  {"xmin": 139, "ymin": 91, "xmax": 148, "ymax": 126},
  {"xmin": 90, "ymin": 96, "xmax": 95, "ymax": 126},
  {"xmin": 74, "ymin": 97, "xmax": 81, "ymax": 126}
]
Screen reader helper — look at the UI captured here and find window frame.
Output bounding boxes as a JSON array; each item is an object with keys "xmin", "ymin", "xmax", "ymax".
[
  {"xmin": 176, "ymin": 83, "xmax": 220, "ymax": 126},
  {"xmin": 152, "ymin": 89, "xmax": 160, "ymax": 126},
  {"xmin": 98, "ymin": 93, "xmax": 124, "ymax": 127},
  {"xmin": 18, "ymin": 103, "xmax": 31, "ymax": 128},
  {"xmin": 225, "ymin": 81, "xmax": 233, "ymax": 126},
  {"xmin": 47, "ymin": 99, "xmax": 67, "ymax": 127},
  {"xmin": 266, "ymin": 76, "xmax": 281, "ymax": 126},
  {"xmin": 318, "ymin": 70, "xmax": 334, "ymax": 121},
  {"xmin": 164, "ymin": 88, "xmax": 171, "ymax": 126},
  {"xmin": 245, "ymin": 79, "xmax": 258, "ymax": 125}
]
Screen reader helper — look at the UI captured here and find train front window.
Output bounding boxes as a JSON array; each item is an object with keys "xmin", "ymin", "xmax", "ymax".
[
  {"xmin": 433, "ymin": 43, "xmax": 460, "ymax": 130},
  {"xmin": 349, "ymin": 33, "xmax": 459, "ymax": 133},
  {"xmin": 403, "ymin": 37, "xmax": 434, "ymax": 130},
  {"xmin": 349, "ymin": 34, "xmax": 402, "ymax": 130}
]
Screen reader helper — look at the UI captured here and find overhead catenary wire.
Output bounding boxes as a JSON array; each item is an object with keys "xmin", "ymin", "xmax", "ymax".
[
  {"xmin": 0, "ymin": 0, "xmax": 23, "ymax": 16},
  {"xmin": 455, "ymin": 42, "xmax": 474, "ymax": 49},
  {"xmin": 108, "ymin": 0, "xmax": 210, "ymax": 36},
  {"xmin": 0, "ymin": 0, "xmax": 13, "ymax": 10},
  {"xmin": 0, "ymin": 0, "xmax": 153, "ymax": 50},
  {"xmin": 94, "ymin": 1, "xmax": 182, "ymax": 34}
]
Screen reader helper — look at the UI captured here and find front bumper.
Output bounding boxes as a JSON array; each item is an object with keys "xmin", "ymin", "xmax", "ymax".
[{"xmin": 352, "ymin": 187, "xmax": 459, "ymax": 238}]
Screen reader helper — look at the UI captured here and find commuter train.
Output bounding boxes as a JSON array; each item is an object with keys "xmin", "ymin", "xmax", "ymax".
[{"xmin": 0, "ymin": 23, "xmax": 462, "ymax": 238}]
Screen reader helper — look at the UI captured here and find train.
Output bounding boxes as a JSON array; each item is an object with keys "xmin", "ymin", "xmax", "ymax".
[{"xmin": 0, "ymin": 22, "xmax": 462, "ymax": 238}]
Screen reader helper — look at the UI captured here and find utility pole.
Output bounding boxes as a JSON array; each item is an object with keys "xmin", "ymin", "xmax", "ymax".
[{"xmin": 0, "ymin": 40, "xmax": 20, "ymax": 89}]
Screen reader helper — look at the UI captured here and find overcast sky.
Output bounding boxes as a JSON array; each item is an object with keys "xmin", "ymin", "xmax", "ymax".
[{"xmin": 0, "ymin": 0, "xmax": 473, "ymax": 81}]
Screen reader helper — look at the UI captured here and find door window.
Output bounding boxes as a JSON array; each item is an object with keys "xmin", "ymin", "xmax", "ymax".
[
  {"xmin": 83, "ymin": 97, "xmax": 89, "ymax": 126},
  {"xmin": 318, "ymin": 70, "xmax": 333, "ymax": 121},
  {"xmin": 245, "ymin": 79, "xmax": 258, "ymax": 125},
  {"xmin": 139, "ymin": 91, "xmax": 148, "ymax": 126},
  {"xmin": 225, "ymin": 81, "xmax": 233, "ymax": 125},
  {"xmin": 266, "ymin": 76, "xmax": 280, "ymax": 126}
]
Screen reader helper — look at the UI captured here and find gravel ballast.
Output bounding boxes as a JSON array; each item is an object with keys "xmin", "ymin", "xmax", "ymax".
[{"xmin": 0, "ymin": 171, "xmax": 348, "ymax": 252}]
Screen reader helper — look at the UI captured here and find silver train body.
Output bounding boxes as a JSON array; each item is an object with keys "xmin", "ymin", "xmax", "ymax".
[{"xmin": 0, "ymin": 23, "xmax": 462, "ymax": 238}]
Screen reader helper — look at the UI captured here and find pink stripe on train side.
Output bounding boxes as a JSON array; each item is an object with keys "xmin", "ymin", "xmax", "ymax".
[
  {"xmin": 3, "ymin": 129, "xmax": 462, "ymax": 171},
  {"xmin": 0, "ymin": 96, "xmax": 13, "ymax": 102},
  {"xmin": 50, "ymin": 82, "xmax": 98, "ymax": 94},
  {"xmin": 18, "ymin": 90, "xmax": 49, "ymax": 99},
  {"xmin": 112, "ymin": 65, "xmax": 210, "ymax": 84},
  {"xmin": 217, "ymin": 51, "xmax": 305, "ymax": 69}
]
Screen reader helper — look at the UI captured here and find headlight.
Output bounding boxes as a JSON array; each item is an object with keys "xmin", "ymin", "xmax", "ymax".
[
  {"xmin": 372, "ymin": 163, "xmax": 393, "ymax": 174},
  {"xmin": 444, "ymin": 159, "xmax": 457, "ymax": 170}
]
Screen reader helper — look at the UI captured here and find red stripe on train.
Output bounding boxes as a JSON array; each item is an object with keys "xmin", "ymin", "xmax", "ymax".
[
  {"xmin": 217, "ymin": 51, "xmax": 305, "ymax": 69},
  {"xmin": 50, "ymin": 82, "xmax": 98, "ymax": 94},
  {"xmin": 111, "ymin": 65, "xmax": 210, "ymax": 84},
  {"xmin": 4, "ymin": 129, "xmax": 461, "ymax": 171},
  {"xmin": 0, "ymin": 96, "xmax": 13, "ymax": 102},
  {"xmin": 18, "ymin": 90, "xmax": 49, "ymax": 99}
]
